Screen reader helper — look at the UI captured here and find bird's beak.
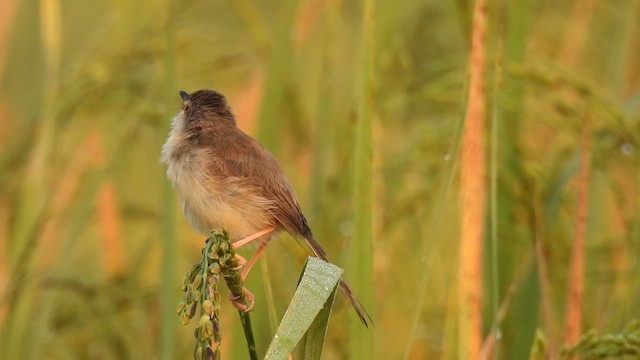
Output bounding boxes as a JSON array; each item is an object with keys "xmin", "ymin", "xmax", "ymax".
[{"xmin": 179, "ymin": 90, "xmax": 189, "ymax": 102}]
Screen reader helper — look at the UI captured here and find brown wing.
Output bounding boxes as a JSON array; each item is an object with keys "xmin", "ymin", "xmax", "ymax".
[
  {"xmin": 215, "ymin": 128, "xmax": 373, "ymax": 326},
  {"xmin": 201, "ymin": 126, "xmax": 314, "ymax": 239}
]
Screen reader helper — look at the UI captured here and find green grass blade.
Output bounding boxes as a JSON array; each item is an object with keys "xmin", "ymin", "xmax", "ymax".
[
  {"xmin": 264, "ymin": 257, "xmax": 342, "ymax": 360},
  {"xmin": 255, "ymin": 0, "xmax": 297, "ymax": 156},
  {"xmin": 350, "ymin": 0, "xmax": 375, "ymax": 355},
  {"xmin": 293, "ymin": 275, "xmax": 339, "ymax": 360},
  {"xmin": 160, "ymin": 0, "xmax": 177, "ymax": 358}
]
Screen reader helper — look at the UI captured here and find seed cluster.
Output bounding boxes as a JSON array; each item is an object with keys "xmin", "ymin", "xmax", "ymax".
[
  {"xmin": 556, "ymin": 320, "xmax": 640, "ymax": 360},
  {"xmin": 176, "ymin": 229, "xmax": 254, "ymax": 360}
]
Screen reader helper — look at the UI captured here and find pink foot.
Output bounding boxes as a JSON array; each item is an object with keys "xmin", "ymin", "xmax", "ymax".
[
  {"xmin": 229, "ymin": 287, "xmax": 255, "ymax": 312},
  {"xmin": 232, "ymin": 254, "xmax": 247, "ymax": 270}
]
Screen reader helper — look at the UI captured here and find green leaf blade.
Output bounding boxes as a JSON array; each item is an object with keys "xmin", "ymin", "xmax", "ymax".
[{"xmin": 265, "ymin": 257, "xmax": 343, "ymax": 360}]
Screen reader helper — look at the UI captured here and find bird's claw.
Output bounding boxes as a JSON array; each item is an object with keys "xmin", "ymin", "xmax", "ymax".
[
  {"xmin": 229, "ymin": 287, "xmax": 255, "ymax": 312},
  {"xmin": 231, "ymin": 254, "xmax": 246, "ymax": 271}
]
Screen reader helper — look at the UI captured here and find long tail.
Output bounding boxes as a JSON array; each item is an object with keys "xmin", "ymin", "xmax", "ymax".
[{"xmin": 304, "ymin": 235, "xmax": 373, "ymax": 328}]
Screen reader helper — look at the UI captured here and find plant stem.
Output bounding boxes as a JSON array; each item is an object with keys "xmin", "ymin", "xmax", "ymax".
[{"xmin": 238, "ymin": 311, "xmax": 258, "ymax": 360}]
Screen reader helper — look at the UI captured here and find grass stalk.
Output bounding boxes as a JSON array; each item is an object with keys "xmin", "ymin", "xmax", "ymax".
[
  {"xmin": 260, "ymin": 251, "xmax": 279, "ymax": 333},
  {"xmin": 533, "ymin": 196, "xmax": 556, "ymax": 358},
  {"xmin": 402, "ymin": 51, "xmax": 471, "ymax": 360},
  {"xmin": 402, "ymin": 102, "xmax": 468, "ymax": 359},
  {"xmin": 563, "ymin": 114, "xmax": 591, "ymax": 346},
  {"xmin": 2, "ymin": 0, "xmax": 60, "ymax": 357},
  {"xmin": 489, "ymin": 32, "xmax": 503, "ymax": 360},
  {"xmin": 480, "ymin": 254, "xmax": 533, "ymax": 360},
  {"xmin": 10, "ymin": 0, "xmax": 61, "ymax": 274},
  {"xmin": 255, "ymin": 0, "xmax": 297, "ymax": 156},
  {"xmin": 458, "ymin": 0, "xmax": 487, "ymax": 358},
  {"xmin": 238, "ymin": 311, "xmax": 258, "ymax": 360},
  {"xmin": 349, "ymin": 0, "xmax": 375, "ymax": 356},
  {"xmin": 160, "ymin": 0, "xmax": 177, "ymax": 358},
  {"xmin": 499, "ymin": 8, "xmax": 531, "ymax": 354}
]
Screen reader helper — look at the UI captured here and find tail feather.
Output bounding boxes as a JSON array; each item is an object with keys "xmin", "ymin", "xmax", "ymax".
[
  {"xmin": 339, "ymin": 279, "xmax": 373, "ymax": 328},
  {"xmin": 304, "ymin": 235, "xmax": 372, "ymax": 328}
]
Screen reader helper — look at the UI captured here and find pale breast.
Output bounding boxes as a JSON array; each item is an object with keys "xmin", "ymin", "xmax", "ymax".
[{"xmin": 162, "ymin": 117, "xmax": 275, "ymax": 240}]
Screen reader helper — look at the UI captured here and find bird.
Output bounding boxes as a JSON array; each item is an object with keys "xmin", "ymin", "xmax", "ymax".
[{"xmin": 161, "ymin": 89, "xmax": 371, "ymax": 327}]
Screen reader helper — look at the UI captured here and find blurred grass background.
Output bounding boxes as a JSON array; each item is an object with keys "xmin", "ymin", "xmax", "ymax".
[{"xmin": 1, "ymin": 0, "xmax": 640, "ymax": 359}]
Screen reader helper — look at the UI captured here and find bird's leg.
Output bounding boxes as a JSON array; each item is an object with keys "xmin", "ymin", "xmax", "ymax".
[
  {"xmin": 231, "ymin": 227, "xmax": 274, "ymax": 278},
  {"xmin": 229, "ymin": 287, "xmax": 255, "ymax": 312},
  {"xmin": 229, "ymin": 239, "xmax": 269, "ymax": 311},
  {"xmin": 232, "ymin": 226, "xmax": 276, "ymax": 249},
  {"xmin": 228, "ymin": 227, "xmax": 276, "ymax": 311},
  {"xmin": 241, "ymin": 238, "xmax": 271, "ymax": 281}
]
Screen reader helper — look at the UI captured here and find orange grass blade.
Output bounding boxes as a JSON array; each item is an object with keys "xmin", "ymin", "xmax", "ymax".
[
  {"xmin": 563, "ymin": 115, "xmax": 591, "ymax": 346},
  {"xmin": 459, "ymin": 0, "xmax": 488, "ymax": 358}
]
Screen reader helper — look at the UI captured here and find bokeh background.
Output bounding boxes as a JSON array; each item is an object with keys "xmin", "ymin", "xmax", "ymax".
[{"xmin": 1, "ymin": 0, "xmax": 640, "ymax": 359}]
